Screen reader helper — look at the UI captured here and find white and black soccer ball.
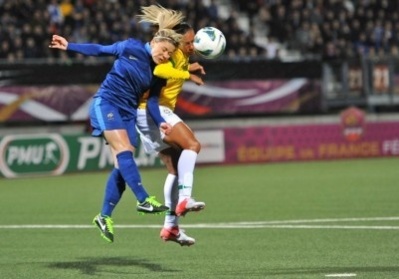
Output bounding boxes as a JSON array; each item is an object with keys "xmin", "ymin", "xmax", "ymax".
[{"xmin": 194, "ymin": 27, "xmax": 226, "ymax": 59}]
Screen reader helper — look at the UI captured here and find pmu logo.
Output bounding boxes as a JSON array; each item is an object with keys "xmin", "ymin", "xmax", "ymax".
[{"xmin": 0, "ymin": 134, "xmax": 69, "ymax": 178}]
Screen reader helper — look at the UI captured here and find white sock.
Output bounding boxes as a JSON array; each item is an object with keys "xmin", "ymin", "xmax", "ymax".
[
  {"xmin": 163, "ymin": 174, "xmax": 176, "ymax": 210},
  {"xmin": 177, "ymin": 149, "xmax": 197, "ymax": 202},
  {"xmin": 163, "ymin": 174, "xmax": 178, "ymax": 228}
]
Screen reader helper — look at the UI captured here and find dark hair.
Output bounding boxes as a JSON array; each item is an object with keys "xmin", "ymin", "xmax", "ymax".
[
  {"xmin": 151, "ymin": 22, "xmax": 192, "ymax": 36},
  {"xmin": 172, "ymin": 22, "xmax": 193, "ymax": 35}
]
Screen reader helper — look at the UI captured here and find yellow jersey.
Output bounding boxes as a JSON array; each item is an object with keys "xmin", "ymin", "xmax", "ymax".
[{"xmin": 138, "ymin": 48, "xmax": 190, "ymax": 110}]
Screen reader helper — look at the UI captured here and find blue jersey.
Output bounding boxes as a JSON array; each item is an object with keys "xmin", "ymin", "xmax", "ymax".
[{"xmin": 68, "ymin": 39, "xmax": 154, "ymax": 116}]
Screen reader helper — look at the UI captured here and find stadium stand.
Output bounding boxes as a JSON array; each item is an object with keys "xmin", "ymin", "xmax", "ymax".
[{"xmin": 0, "ymin": 0, "xmax": 398, "ymax": 62}]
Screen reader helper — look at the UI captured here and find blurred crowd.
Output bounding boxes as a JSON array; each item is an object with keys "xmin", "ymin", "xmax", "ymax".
[
  {"xmin": 234, "ymin": 0, "xmax": 399, "ymax": 61},
  {"xmin": 0, "ymin": 0, "xmax": 399, "ymax": 63}
]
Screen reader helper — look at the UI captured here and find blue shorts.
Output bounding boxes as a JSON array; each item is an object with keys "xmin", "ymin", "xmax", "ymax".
[{"xmin": 89, "ymin": 97, "xmax": 138, "ymax": 147}]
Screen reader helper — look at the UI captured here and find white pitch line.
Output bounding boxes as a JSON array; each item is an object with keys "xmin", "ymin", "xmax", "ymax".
[
  {"xmin": 0, "ymin": 225, "xmax": 398, "ymax": 230},
  {"xmin": 219, "ymin": 216, "xmax": 399, "ymax": 225},
  {"xmin": 325, "ymin": 273, "xmax": 357, "ymax": 277},
  {"xmin": 1, "ymin": 216, "xmax": 399, "ymax": 230},
  {"xmin": 184, "ymin": 224, "xmax": 399, "ymax": 230},
  {"xmin": 0, "ymin": 224, "xmax": 161, "ymax": 229}
]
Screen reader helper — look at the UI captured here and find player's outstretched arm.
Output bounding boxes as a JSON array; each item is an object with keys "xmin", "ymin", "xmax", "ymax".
[
  {"xmin": 189, "ymin": 74, "xmax": 204, "ymax": 86},
  {"xmin": 154, "ymin": 62, "xmax": 204, "ymax": 85},
  {"xmin": 49, "ymin": 35, "xmax": 68, "ymax": 51},
  {"xmin": 189, "ymin": 62, "xmax": 206, "ymax": 75},
  {"xmin": 154, "ymin": 62, "xmax": 190, "ymax": 80}
]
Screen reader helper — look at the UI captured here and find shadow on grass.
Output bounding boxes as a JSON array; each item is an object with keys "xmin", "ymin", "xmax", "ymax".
[{"xmin": 47, "ymin": 256, "xmax": 180, "ymax": 276}]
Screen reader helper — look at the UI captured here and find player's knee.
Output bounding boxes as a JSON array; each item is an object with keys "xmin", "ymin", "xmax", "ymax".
[
  {"xmin": 112, "ymin": 143, "xmax": 135, "ymax": 154},
  {"xmin": 161, "ymin": 154, "xmax": 172, "ymax": 166},
  {"xmin": 188, "ymin": 140, "xmax": 201, "ymax": 153},
  {"xmin": 159, "ymin": 154, "xmax": 177, "ymax": 174}
]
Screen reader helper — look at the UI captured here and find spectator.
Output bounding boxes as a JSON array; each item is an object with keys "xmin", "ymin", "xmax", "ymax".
[
  {"xmin": 47, "ymin": 0, "xmax": 64, "ymax": 33},
  {"xmin": 59, "ymin": 0, "xmax": 74, "ymax": 28},
  {"xmin": 2, "ymin": 0, "xmax": 399, "ymax": 61}
]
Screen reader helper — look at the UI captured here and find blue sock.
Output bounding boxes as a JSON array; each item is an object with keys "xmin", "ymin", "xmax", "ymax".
[
  {"xmin": 116, "ymin": 151, "xmax": 149, "ymax": 203},
  {"xmin": 101, "ymin": 168, "xmax": 125, "ymax": 217}
]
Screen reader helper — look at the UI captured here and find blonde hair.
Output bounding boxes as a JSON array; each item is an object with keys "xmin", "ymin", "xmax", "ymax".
[
  {"xmin": 153, "ymin": 29, "xmax": 182, "ymax": 48},
  {"xmin": 138, "ymin": 5, "xmax": 184, "ymax": 30},
  {"xmin": 137, "ymin": 5, "xmax": 184, "ymax": 47}
]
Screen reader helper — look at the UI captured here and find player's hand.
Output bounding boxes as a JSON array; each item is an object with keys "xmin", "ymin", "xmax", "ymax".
[
  {"xmin": 189, "ymin": 74, "xmax": 204, "ymax": 86},
  {"xmin": 189, "ymin": 62, "xmax": 206, "ymax": 75},
  {"xmin": 49, "ymin": 35, "xmax": 69, "ymax": 50},
  {"xmin": 160, "ymin": 122, "xmax": 172, "ymax": 135}
]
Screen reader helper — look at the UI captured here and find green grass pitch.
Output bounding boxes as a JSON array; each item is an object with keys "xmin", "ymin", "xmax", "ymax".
[{"xmin": 1, "ymin": 157, "xmax": 399, "ymax": 278}]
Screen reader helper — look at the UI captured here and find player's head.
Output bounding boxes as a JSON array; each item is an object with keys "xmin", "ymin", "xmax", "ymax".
[
  {"xmin": 150, "ymin": 29, "xmax": 182, "ymax": 64},
  {"xmin": 173, "ymin": 22, "xmax": 195, "ymax": 56}
]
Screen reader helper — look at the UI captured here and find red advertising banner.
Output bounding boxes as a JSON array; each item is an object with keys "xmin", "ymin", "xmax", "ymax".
[{"xmin": 224, "ymin": 107, "xmax": 399, "ymax": 163}]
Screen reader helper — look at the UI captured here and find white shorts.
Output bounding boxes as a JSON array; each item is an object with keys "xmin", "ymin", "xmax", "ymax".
[{"xmin": 136, "ymin": 106, "xmax": 182, "ymax": 154}]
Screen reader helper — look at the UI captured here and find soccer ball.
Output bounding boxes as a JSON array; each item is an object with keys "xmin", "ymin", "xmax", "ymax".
[{"xmin": 194, "ymin": 27, "xmax": 226, "ymax": 59}]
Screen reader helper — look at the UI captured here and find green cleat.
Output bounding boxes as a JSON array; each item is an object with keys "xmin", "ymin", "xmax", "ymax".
[
  {"xmin": 93, "ymin": 214, "xmax": 114, "ymax": 243},
  {"xmin": 136, "ymin": 196, "xmax": 169, "ymax": 214}
]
